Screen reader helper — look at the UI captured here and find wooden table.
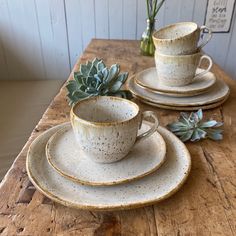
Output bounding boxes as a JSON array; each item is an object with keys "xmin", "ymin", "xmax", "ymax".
[{"xmin": 0, "ymin": 39, "xmax": 235, "ymax": 236}]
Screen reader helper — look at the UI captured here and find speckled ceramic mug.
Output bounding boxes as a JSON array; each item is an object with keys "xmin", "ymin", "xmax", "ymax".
[
  {"xmin": 152, "ymin": 22, "xmax": 212, "ymax": 55},
  {"xmin": 155, "ymin": 51, "xmax": 213, "ymax": 87},
  {"xmin": 70, "ymin": 96, "xmax": 159, "ymax": 163}
]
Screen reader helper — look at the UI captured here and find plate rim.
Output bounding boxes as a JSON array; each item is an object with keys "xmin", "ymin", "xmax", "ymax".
[
  {"xmin": 133, "ymin": 92, "xmax": 229, "ymax": 111},
  {"xmin": 134, "ymin": 67, "xmax": 216, "ymax": 94},
  {"xmin": 26, "ymin": 123, "xmax": 191, "ymax": 211},
  {"xmin": 46, "ymin": 123, "xmax": 167, "ymax": 186},
  {"xmin": 128, "ymin": 75, "xmax": 230, "ymax": 107}
]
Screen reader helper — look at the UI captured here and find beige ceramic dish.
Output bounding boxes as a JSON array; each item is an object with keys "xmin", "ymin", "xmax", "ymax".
[
  {"xmin": 134, "ymin": 67, "xmax": 216, "ymax": 97},
  {"xmin": 46, "ymin": 123, "xmax": 166, "ymax": 186},
  {"xmin": 134, "ymin": 93, "xmax": 229, "ymax": 111},
  {"xmin": 152, "ymin": 22, "xmax": 212, "ymax": 55},
  {"xmin": 26, "ymin": 122, "xmax": 191, "ymax": 211},
  {"xmin": 155, "ymin": 51, "xmax": 213, "ymax": 87},
  {"xmin": 70, "ymin": 96, "xmax": 159, "ymax": 163},
  {"xmin": 128, "ymin": 75, "xmax": 230, "ymax": 107}
]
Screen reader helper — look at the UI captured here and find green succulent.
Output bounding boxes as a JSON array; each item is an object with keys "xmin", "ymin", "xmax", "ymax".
[
  {"xmin": 167, "ymin": 109, "xmax": 223, "ymax": 142},
  {"xmin": 66, "ymin": 58, "xmax": 132, "ymax": 106}
]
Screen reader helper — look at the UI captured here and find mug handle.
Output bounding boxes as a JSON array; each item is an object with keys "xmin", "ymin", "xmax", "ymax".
[
  {"xmin": 135, "ymin": 111, "xmax": 159, "ymax": 145},
  {"xmin": 197, "ymin": 25, "xmax": 212, "ymax": 50},
  {"xmin": 194, "ymin": 55, "xmax": 213, "ymax": 79}
]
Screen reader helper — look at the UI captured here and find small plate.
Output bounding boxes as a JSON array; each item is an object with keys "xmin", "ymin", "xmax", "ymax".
[
  {"xmin": 135, "ymin": 67, "xmax": 216, "ymax": 96},
  {"xmin": 26, "ymin": 123, "xmax": 191, "ymax": 211},
  {"xmin": 128, "ymin": 75, "xmax": 229, "ymax": 107},
  {"xmin": 46, "ymin": 123, "xmax": 166, "ymax": 186}
]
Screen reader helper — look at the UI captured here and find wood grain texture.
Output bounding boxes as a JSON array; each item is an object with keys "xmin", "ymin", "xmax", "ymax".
[{"xmin": 0, "ymin": 39, "xmax": 235, "ymax": 236}]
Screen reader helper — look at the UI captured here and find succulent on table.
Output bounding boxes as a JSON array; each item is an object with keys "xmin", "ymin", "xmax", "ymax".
[
  {"xmin": 167, "ymin": 109, "xmax": 223, "ymax": 142},
  {"xmin": 66, "ymin": 58, "xmax": 132, "ymax": 106}
]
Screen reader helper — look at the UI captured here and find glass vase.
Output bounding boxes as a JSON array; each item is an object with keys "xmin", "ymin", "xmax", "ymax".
[{"xmin": 140, "ymin": 19, "xmax": 156, "ymax": 56}]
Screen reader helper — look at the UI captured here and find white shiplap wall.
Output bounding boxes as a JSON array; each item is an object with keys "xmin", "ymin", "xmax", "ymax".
[{"xmin": 0, "ymin": 0, "xmax": 236, "ymax": 80}]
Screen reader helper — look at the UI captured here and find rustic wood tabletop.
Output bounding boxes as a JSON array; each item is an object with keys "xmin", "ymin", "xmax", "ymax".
[{"xmin": 0, "ymin": 39, "xmax": 235, "ymax": 236}]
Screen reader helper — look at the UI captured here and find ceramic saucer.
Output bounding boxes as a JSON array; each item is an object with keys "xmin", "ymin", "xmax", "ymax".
[
  {"xmin": 134, "ymin": 67, "xmax": 216, "ymax": 96},
  {"xmin": 128, "ymin": 75, "xmax": 229, "ymax": 107},
  {"xmin": 46, "ymin": 123, "xmax": 166, "ymax": 186},
  {"xmin": 26, "ymin": 122, "xmax": 191, "ymax": 211}
]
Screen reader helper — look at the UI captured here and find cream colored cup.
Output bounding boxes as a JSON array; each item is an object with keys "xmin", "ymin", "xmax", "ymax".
[
  {"xmin": 152, "ymin": 22, "xmax": 212, "ymax": 55},
  {"xmin": 155, "ymin": 51, "xmax": 213, "ymax": 87},
  {"xmin": 70, "ymin": 96, "xmax": 159, "ymax": 163}
]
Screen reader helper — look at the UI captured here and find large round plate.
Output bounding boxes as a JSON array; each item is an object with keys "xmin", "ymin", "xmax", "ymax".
[
  {"xmin": 26, "ymin": 123, "xmax": 191, "ymax": 211},
  {"xmin": 128, "ymin": 75, "xmax": 229, "ymax": 107},
  {"xmin": 135, "ymin": 67, "xmax": 216, "ymax": 96},
  {"xmin": 133, "ymin": 92, "xmax": 229, "ymax": 111},
  {"xmin": 46, "ymin": 123, "xmax": 166, "ymax": 186}
]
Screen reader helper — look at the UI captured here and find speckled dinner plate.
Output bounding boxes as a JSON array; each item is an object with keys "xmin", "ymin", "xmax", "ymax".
[
  {"xmin": 133, "ymin": 92, "xmax": 229, "ymax": 111},
  {"xmin": 128, "ymin": 75, "xmax": 229, "ymax": 107},
  {"xmin": 26, "ymin": 122, "xmax": 191, "ymax": 211},
  {"xmin": 134, "ymin": 67, "xmax": 216, "ymax": 96},
  {"xmin": 46, "ymin": 123, "xmax": 166, "ymax": 186}
]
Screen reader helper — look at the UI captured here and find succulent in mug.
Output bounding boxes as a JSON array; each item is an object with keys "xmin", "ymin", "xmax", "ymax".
[
  {"xmin": 167, "ymin": 109, "xmax": 223, "ymax": 142},
  {"xmin": 66, "ymin": 58, "xmax": 132, "ymax": 106}
]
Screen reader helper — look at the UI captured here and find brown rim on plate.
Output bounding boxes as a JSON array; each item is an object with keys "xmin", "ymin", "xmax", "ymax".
[
  {"xmin": 136, "ymin": 81, "xmax": 208, "ymax": 97},
  {"xmin": 128, "ymin": 75, "xmax": 230, "ymax": 107},
  {"xmin": 133, "ymin": 92, "xmax": 229, "ymax": 111},
  {"xmin": 134, "ymin": 67, "xmax": 216, "ymax": 95},
  {"xmin": 26, "ymin": 123, "xmax": 191, "ymax": 211},
  {"xmin": 45, "ymin": 123, "xmax": 167, "ymax": 186}
]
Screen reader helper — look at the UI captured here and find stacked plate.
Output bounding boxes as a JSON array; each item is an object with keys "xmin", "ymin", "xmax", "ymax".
[
  {"xmin": 128, "ymin": 67, "xmax": 230, "ymax": 110},
  {"xmin": 26, "ymin": 122, "xmax": 191, "ymax": 211}
]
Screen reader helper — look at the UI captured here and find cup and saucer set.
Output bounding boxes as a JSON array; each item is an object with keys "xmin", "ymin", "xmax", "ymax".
[
  {"xmin": 27, "ymin": 96, "xmax": 191, "ymax": 211},
  {"xmin": 128, "ymin": 22, "xmax": 230, "ymax": 110},
  {"xmin": 26, "ymin": 22, "xmax": 229, "ymax": 211}
]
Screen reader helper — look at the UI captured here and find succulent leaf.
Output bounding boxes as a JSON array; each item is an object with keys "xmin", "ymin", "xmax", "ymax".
[
  {"xmin": 180, "ymin": 130, "xmax": 194, "ymax": 142},
  {"xmin": 167, "ymin": 109, "xmax": 223, "ymax": 142},
  {"xmin": 80, "ymin": 64, "xmax": 90, "ymax": 77},
  {"xmin": 200, "ymin": 120, "xmax": 218, "ymax": 128},
  {"xmin": 105, "ymin": 64, "xmax": 120, "ymax": 84},
  {"xmin": 97, "ymin": 61, "xmax": 106, "ymax": 71},
  {"xmin": 66, "ymin": 58, "xmax": 132, "ymax": 105}
]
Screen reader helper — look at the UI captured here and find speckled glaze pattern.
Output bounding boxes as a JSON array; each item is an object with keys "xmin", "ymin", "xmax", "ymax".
[
  {"xmin": 134, "ymin": 67, "xmax": 216, "ymax": 96},
  {"xmin": 26, "ymin": 122, "xmax": 191, "ymax": 211},
  {"xmin": 152, "ymin": 22, "xmax": 212, "ymax": 55},
  {"xmin": 128, "ymin": 75, "xmax": 230, "ymax": 107},
  {"xmin": 133, "ymin": 93, "xmax": 229, "ymax": 111},
  {"xmin": 70, "ymin": 96, "xmax": 158, "ymax": 163},
  {"xmin": 155, "ymin": 51, "xmax": 213, "ymax": 87},
  {"xmin": 46, "ymin": 123, "xmax": 166, "ymax": 186}
]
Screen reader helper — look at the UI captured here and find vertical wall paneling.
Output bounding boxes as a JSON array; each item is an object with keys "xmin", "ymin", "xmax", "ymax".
[
  {"xmin": 80, "ymin": 0, "xmax": 96, "ymax": 49},
  {"xmin": 35, "ymin": 0, "xmax": 70, "ymax": 80},
  {"xmin": 164, "ymin": 0, "xmax": 182, "ymax": 25},
  {"xmin": 5, "ymin": 0, "xmax": 45, "ymax": 80},
  {"xmin": 123, "ymin": 0, "xmax": 137, "ymax": 39},
  {"xmin": 109, "ymin": 0, "xmax": 123, "ymax": 39},
  {"xmin": 137, "ymin": 0, "xmax": 146, "ymax": 39},
  {"xmin": 95, "ymin": 0, "xmax": 109, "ymax": 39},
  {"xmin": 0, "ymin": 0, "xmax": 10, "ymax": 79},
  {"xmin": 22, "ymin": 0, "xmax": 45, "ymax": 79},
  {"xmin": 204, "ymin": 2, "xmax": 236, "ymax": 68},
  {"xmin": 6, "ymin": 0, "xmax": 32, "ymax": 79},
  {"xmin": 0, "ymin": 0, "xmax": 236, "ymax": 80},
  {"xmin": 179, "ymin": 0, "xmax": 195, "ymax": 22},
  {"xmin": 156, "ymin": 1, "xmax": 166, "ymax": 30},
  {"xmin": 65, "ymin": 0, "xmax": 83, "ymax": 67},
  {"xmin": 224, "ymin": 10, "xmax": 236, "ymax": 79},
  {"xmin": 193, "ymin": 0, "xmax": 208, "ymax": 25}
]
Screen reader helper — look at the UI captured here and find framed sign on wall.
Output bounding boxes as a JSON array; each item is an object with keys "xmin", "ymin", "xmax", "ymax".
[{"xmin": 204, "ymin": 0, "xmax": 236, "ymax": 33}]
